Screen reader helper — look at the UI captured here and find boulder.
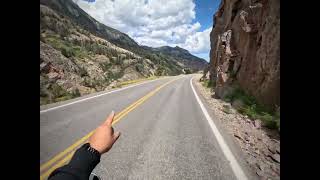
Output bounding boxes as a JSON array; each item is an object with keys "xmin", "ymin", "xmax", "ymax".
[{"xmin": 47, "ymin": 72, "xmax": 60, "ymax": 80}]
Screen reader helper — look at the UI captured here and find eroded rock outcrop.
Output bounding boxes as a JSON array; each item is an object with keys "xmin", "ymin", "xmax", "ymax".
[{"xmin": 209, "ymin": 0, "xmax": 280, "ymax": 110}]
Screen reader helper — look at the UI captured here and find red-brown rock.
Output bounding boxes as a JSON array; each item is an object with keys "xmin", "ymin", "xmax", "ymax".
[{"xmin": 209, "ymin": 0, "xmax": 280, "ymax": 110}]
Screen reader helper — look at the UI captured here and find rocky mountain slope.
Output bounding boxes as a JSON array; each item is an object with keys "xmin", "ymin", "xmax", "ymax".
[
  {"xmin": 149, "ymin": 46, "xmax": 208, "ymax": 72},
  {"xmin": 40, "ymin": 0, "xmax": 207, "ymax": 105},
  {"xmin": 207, "ymin": 0, "xmax": 279, "ymax": 111},
  {"xmin": 40, "ymin": 0, "xmax": 139, "ymax": 51}
]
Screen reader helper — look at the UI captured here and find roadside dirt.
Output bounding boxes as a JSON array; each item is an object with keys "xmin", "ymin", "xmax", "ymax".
[{"xmin": 193, "ymin": 75, "xmax": 280, "ymax": 180}]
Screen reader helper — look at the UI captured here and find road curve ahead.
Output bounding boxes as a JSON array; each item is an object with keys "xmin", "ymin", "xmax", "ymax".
[{"xmin": 40, "ymin": 75, "xmax": 248, "ymax": 180}]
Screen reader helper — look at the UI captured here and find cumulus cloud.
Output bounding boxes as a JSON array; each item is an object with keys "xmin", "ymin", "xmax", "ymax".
[
  {"xmin": 178, "ymin": 27, "xmax": 212, "ymax": 54},
  {"xmin": 74, "ymin": 0, "xmax": 211, "ymax": 56}
]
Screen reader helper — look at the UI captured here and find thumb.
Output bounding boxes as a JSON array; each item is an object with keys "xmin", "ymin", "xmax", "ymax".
[{"xmin": 113, "ymin": 131, "xmax": 121, "ymax": 142}]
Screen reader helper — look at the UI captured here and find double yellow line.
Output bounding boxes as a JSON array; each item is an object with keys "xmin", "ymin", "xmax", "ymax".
[{"xmin": 40, "ymin": 77, "xmax": 179, "ymax": 180}]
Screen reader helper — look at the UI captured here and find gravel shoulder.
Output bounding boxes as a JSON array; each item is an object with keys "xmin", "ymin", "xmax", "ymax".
[{"xmin": 193, "ymin": 74, "xmax": 280, "ymax": 180}]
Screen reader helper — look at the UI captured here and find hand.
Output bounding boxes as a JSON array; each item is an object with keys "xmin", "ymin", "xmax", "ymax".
[{"xmin": 89, "ymin": 111, "xmax": 121, "ymax": 154}]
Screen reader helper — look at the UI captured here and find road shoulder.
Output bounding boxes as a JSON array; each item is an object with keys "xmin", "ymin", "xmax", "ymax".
[
  {"xmin": 191, "ymin": 75, "xmax": 260, "ymax": 180},
  {"xmin": 192, "ymin": 74, "xmax": 280, "ymax": 180}
]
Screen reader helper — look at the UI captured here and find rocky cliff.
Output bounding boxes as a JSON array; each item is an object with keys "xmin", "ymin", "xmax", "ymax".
[{"xmin": 208, "ymin": 0, "xmax": 280, "ymax": 110}]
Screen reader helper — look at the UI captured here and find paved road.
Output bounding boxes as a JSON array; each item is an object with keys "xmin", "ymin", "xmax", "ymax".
[{"xmin": 40, "ymin": 75, "xmax": 249, "ymax": 180}]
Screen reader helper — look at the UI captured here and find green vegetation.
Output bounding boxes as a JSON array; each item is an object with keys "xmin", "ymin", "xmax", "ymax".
[
  {"xmin": 40, "ymin": 82, "xmax": 81, "ymax": 105},
  {"xmin": 184, "ymin": 68, "xmax": 192, "ymax": 74},
  {"xmin": 40, "ymin": 3, "xmax": 208, "ymax": 107},
  {"xmin": 100, "ymin": 61, "xmax": 112, "ymax": 72},
  {"xmin": 135, "ymin": 63, "xmax": 144, "ymax": 73},
  {"xmin": 83, "ymin": 77, "xmax": 105, "ymax": 90},
  {"xmin": 43, "ymin": 31, "xmax": 183, "ymax": 78},
  {"xmin": 201, "ymin": 79, "xmax": 214, "ymax": 88},
  {"xmin": 143, "ymin": 53, "xmax": 182, "ymax": 75},
  {"xmin": 45, "ymin": 35, "xmax": 128, "ymax": 61},
  {"xmin": 78, "ymin": 66, "xmax": 88, "ymax": 77},
  {"xmin": 45, "ymin": 36, "xmax": 88, "ymax": 59},
  {"xmin": 224, "ymin": 87, "xmax": 279, "ymax": 130},
  {"xmin": 155, "ymin": 66, "xmax": 165, "ymax": 76},
  {"xmin": 105, "ymin": 70, "xmax": 124, "ymax": 82}
]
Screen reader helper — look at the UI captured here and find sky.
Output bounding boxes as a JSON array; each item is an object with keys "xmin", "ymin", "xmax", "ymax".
[{"xmin": 73, "ymin": 0, "xmax": 221, "ymax": 61}]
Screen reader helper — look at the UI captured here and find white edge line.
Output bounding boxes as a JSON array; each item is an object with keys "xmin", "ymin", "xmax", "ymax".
[
  {"xmin": 190, "ymin": 77, "xmax": 248, "ymax": 180},
  {"xmin": 40, "ymin": 77, "xmax": 166, "ymax": 114}
]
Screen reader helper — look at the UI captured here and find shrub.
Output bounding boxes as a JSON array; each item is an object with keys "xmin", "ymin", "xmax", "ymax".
[
  {"xmin": 224, "ymin": 87, "xmax": 279, "ymax": 130},
  {"xmin": 202, "ymin": 79, "xmax": 214, "ymax": 88},
  {"xmin": 71, "ymin": 88, "xmax": 81, "ymax": 98},
  {"xmin": 260, "ymin": 112, "xmax": 277, "ymax": 129},
  {"xmin": 184, "ymin": 68, "xmax": 192, "ymax": 74},
  {"xmin": 135, "ymin": 64, "xmax": 144, "ymax": 72},
  {"xmin": 78, "ymin": 66, "xmax": 88, "ymax": 77},
  {"xmin": 61, "ymin": 47, "xmax": 74, "ymax": 58},
  {"xmin": 225, "ymin": 88, "xmax": 256, "ymax": 106},
  {"xmin": 51, "ymin": 84, "xmax": 67, "ymax": 98},
  {"xmin": 100, "ymin": 62, "xmax": 112, "ymax": 72},
  {"xmin": 46, "ymin": 83, "xmax": 77, "ymax": 103},
  {"xmin": 155, "ymin": 66, "xmax": 165, "ymax": 76}
]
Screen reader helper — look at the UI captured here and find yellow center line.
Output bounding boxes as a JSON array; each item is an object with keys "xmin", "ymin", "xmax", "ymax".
[
  {"xmin": 39, "ymin": 82, "xmax": 159, "ymax": 173},
  {"xmin": 40, "ymin": 77, "xmax": 180, "ymax": 179}
]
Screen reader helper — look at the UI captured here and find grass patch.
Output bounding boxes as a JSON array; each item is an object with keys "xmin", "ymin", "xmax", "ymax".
[{"xmin": 225, "ymin": 87, "xmax": 279, "ymax": 130}]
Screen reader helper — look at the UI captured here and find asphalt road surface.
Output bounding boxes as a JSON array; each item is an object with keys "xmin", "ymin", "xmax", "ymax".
[{"xmin": 40, "ymin": 75, "xmax": 252, "ymax": 180}]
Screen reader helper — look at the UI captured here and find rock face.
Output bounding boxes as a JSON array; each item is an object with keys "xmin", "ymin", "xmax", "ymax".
[{"xmin": 209, "ymin": 0, "xmax": 280, "ymax": 109}]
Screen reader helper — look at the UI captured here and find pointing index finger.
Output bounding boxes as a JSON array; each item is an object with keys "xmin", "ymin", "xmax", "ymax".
[{"xmin": 103, "ymin": 111, "xmax": 115, "ymax": 126}]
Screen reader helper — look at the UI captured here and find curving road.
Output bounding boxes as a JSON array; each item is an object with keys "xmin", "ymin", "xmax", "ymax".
[{"xmin": 40, "ymin": 75, "xmax": 252, "ymax": 180}]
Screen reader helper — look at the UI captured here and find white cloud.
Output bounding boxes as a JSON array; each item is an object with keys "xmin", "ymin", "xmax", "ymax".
[
  {"xmin": 178, "ymin": 27, "xmax": 212, "ymax": 54},
  {"xmin": 74, "ymin": 0, "xmax": 211, "ymax": 57}
]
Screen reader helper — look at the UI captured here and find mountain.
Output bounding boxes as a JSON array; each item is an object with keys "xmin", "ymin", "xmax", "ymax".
[
  {"xmin": 40, "ymin": 0, "xmax": 139, "ymax": 51},
  {"xmin": 40, "ymin": 0, "xmax": 207, "ymax": 105},
  {"xmin": 152, "ymin": 46, "xmax": 208, "ymax": 71},
  {"xmin": 40, "ymin": 0, "xmax": 207, "ymax": 70}
]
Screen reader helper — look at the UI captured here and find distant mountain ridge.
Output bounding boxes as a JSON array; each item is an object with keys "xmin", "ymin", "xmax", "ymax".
[
  {"xmin": 152, "ymin": 46, "xmax": 208, "ymax": 71},
  {"xmin": 40, "ymin": 0, "xmax": 207, "ymax": 70}
]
